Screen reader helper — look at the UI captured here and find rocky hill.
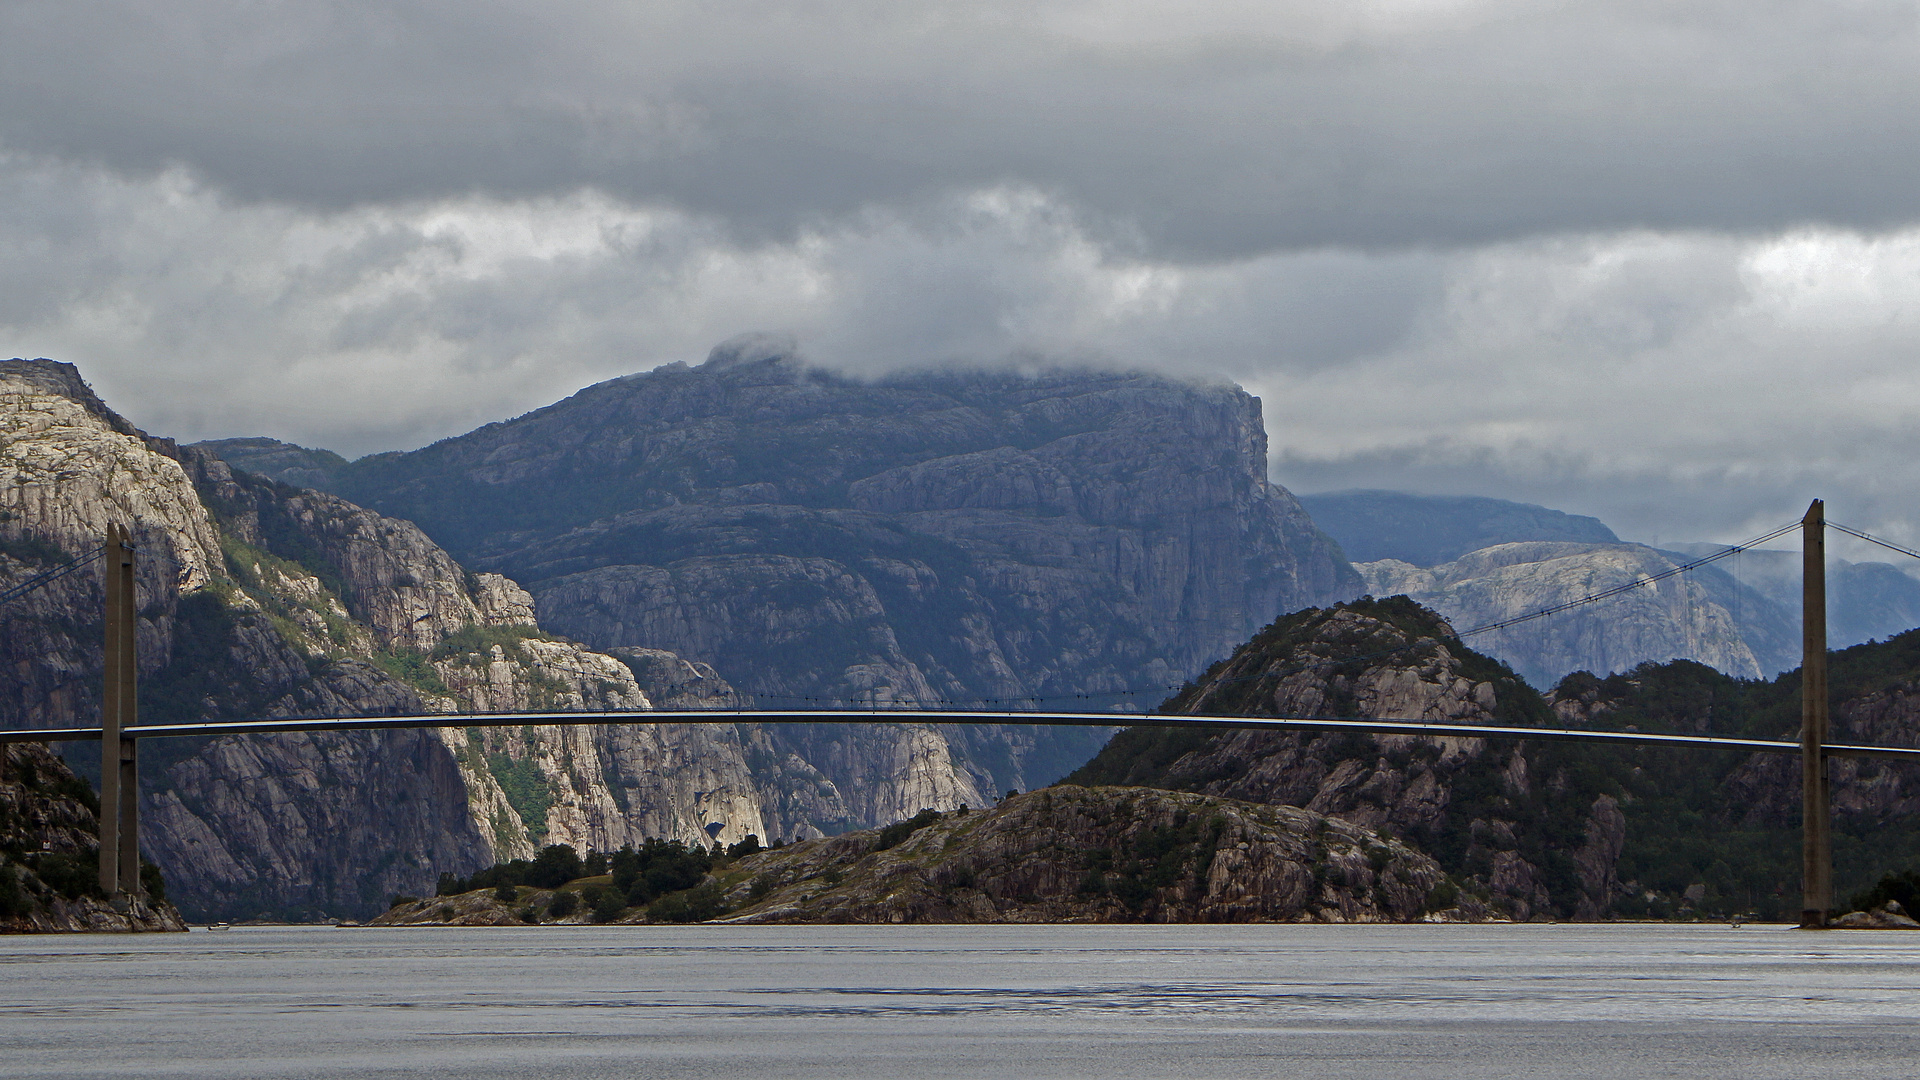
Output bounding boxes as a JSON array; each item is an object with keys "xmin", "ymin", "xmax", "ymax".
[
  {"xmin": 1068, "ymin": 597, "xmax": 1623, "ymax": 921},
  {"xmin": 210, "ymin": 335, "xmax": 1361, "ymax": 818},
  {"xmin": 375, "ymin": 785, "xmax": 1469, "ymax": 925},
  {"xmin": 1, "ymin": 742, "xmax": 184, "ymax": 932},
  {"xmin": 1068, "ymin": 596, "xmax": 1920, "ymax": 921}
]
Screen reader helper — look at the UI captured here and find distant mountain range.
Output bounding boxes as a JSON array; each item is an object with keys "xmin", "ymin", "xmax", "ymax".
[
  {"xmin": 1302, "ymin": 488, "xmax": 1920, "ymax": 686},
  {"xmin": 1297, "ymin": 489, "xmax": 1619, "ymax": 565}
]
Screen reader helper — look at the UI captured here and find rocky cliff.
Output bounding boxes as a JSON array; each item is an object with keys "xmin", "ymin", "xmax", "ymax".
[
  {"xmin": 277, "ymin": 336, "xmax": 1362, "ymax": 820},
  {"xmin": 0, "ymin": 359, "xmax": 802, "ymax": 921},
  {"xmin": 1668, "ymin": 544, "xmax": 1920, "ymax": 654},
  {"xmin": 1357, "ymin": 541, "xmax": 1796, "ymax": 687},
  {"xmin": 1, "ymin": 742, "xmax": 185, "ymax": 932}
]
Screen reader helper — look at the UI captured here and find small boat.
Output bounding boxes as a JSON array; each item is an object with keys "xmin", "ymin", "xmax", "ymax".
[{"xmin": 205, "ymin": 922, "xmax": 232, "ymax": 931}]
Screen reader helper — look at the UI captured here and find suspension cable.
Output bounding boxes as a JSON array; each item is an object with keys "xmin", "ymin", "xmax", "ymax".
[
  {"xmin": 1828, "ymin": 521, "xmax": 1920, "ymax": 563},
  {"xmin": 0, "ymin": 544, "xmax": 106, "ymax": 608}
]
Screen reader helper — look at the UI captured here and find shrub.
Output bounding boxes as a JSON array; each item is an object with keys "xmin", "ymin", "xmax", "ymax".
[
  {"xmin": 546, "ymin": 890, "xmax": 579, "ymax": 919},
  {"xmin": 493, "ymin": 884, "xmax": 518, "ymax": 903},
  {"xmin": 0, "ymin": 865, "xmax": 31, "ymax": 919},
  {"xmin": 612, "ymin": 839, "xmax": 713, "ymax": 905},
  {"xmin": 874, "ymin": 809, "xmax": 942, "ymax": 851},
  {"xmin": 1425, "ymin": 879, "xmax": 1461, "ymax": 913},
  {"xmin": 139, "ymin": 862, "xmax": 167, "ymax": 903},
  {"xmin": 29, "ymin": 852, "xmax": 100, "ymax": 901},
  {"xmin": 748, "ymin": 874, "xmax": 777, "ymax": 900},
  {"xmin": 390, "ymin": 894, "xmax": 420, "ymax": 908},
  {"xmin": 726, "ymin": 834, "xmax": 762, "ymax": 858},
  {"xmin": 646, "ymin": 882, "xmax": 729, "ymax": 923},
  {"xmin": 591, "ymin": 889, "xmax": 626, "ymax": 923}
]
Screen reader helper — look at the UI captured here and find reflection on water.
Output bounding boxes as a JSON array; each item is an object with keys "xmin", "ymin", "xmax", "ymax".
[{"xmin": 3, "ymin": 924, "xmax": 1919, "ymax": 1078}]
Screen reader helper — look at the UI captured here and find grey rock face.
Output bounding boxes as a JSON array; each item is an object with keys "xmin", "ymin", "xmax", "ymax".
[
  {"xmin": 1670, "ymin": 544, "xmax": 1920, "ymax": 656},
  {"xmin": 0, "ymin": 361, "xmax": 788, "ymax": 920},
  {"xmin": 1358, "ymin": 541, "xmax": 1794, "ymax": 688},
  {"xmin": 332, "ymin": 353, "xmax": 1360, "ymax": 822}
]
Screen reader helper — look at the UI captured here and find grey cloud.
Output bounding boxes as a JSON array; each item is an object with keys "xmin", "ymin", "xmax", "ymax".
[
  {"xmin": 5, "ymin": 2, "xmax": 1920, "ymax": 256},
  {"xmin": 6, "ymin": 155, "xmax": 1920, "ymax": 553}
]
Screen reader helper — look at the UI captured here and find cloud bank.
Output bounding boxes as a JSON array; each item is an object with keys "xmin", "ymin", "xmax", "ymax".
[{"xmin": 3, "ymin": 1, "xmax": 1920, "ymax": 549}]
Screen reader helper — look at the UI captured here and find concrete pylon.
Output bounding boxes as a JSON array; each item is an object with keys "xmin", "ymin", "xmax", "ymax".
[
  {"xmin": 98, "ymin": 524, "xmax": 140, "ymax": 900},
  {"xmin": 1800, "ymin": 500, "xmax": 1830, "ymax": 928}
]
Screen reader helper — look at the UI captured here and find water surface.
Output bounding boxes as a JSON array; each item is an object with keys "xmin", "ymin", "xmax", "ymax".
[{"xmin": 3, "ymin": 923, "xmax": 1917, "ymax": 1078}]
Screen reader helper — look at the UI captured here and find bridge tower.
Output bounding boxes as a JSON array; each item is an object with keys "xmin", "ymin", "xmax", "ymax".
[
  {"xmin": 97, "ymin": 523, "xmax": 141, "ymax": 902},
  {"xmin": 1801, "ymin": 500, "xmax": 1830, "ymax": 928}
]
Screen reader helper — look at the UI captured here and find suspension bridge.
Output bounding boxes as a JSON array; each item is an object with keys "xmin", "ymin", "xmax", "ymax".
[{"xmin": 3, "ymin": 501, "xmax": 1916, "ymax": 927}]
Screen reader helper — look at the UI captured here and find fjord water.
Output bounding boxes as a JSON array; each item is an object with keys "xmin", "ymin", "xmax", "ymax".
[{"xmin": 4, "ymin": 924, "xmax": 1918, "ymax": 1079}]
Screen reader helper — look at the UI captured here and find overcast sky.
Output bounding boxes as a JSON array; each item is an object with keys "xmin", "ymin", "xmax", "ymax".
[{"xmin": 4, "ymin": 0, "xmax": 1920, "ymax": 549}]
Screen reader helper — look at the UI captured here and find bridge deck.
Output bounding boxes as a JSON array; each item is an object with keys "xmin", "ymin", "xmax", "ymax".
[{"xmin": 4, "ymin": 709, "xmax": 1917, "ymax": 760}]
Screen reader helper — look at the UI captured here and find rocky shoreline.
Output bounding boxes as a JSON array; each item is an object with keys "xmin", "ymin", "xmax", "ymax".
[{"xmin": 376, "ymin": 785, "xmax": 1486, "ymax": 926}]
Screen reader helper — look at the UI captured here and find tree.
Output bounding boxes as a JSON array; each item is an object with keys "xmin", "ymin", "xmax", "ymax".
[{"xmin": 528, "ymin": 844, "xmax": 583, "ymax": 889}]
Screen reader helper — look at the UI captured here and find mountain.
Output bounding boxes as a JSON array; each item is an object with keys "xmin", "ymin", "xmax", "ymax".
[
  {"xmin": 249, "ymin": 335, "xmax": 1359, "ymax": 814},
  {"xmin": 1356, "ymin": 541, "xmax": 1797, "ymax": 687},
  {"xmin": 1667, "ymin": 544, "xmax": 1920, "ymax": 652},
  {"xmin": 1304, "ymin": 489, "xmax": 1920, "ymax": 686},
  {"xmin": 4, "ymin": 352, "xmax": 1355, "ymax": 920},
  {"xmin": 1297, "ymin": 490, "xmax": 1618, "ymax": 566},
  {"xmin": 193, "ymin": 437, "xmax": 347, "ymax": 494},
  {"xmin": 0, "ymin": 359, "xmax": 797, "ymax": 921},
  {"xmin": 1069, "ymin": 595, "xmax": 1920, "ymax": 921}
]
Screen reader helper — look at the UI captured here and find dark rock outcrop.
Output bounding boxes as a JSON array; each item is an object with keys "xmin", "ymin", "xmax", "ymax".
[
  {"xmin": 1, "ymin": 743, "xmax": 185, "ymax": 932},
  {"xmin": 372, "ymin": 785, "xmax": 1469, "ymax": 925}
]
